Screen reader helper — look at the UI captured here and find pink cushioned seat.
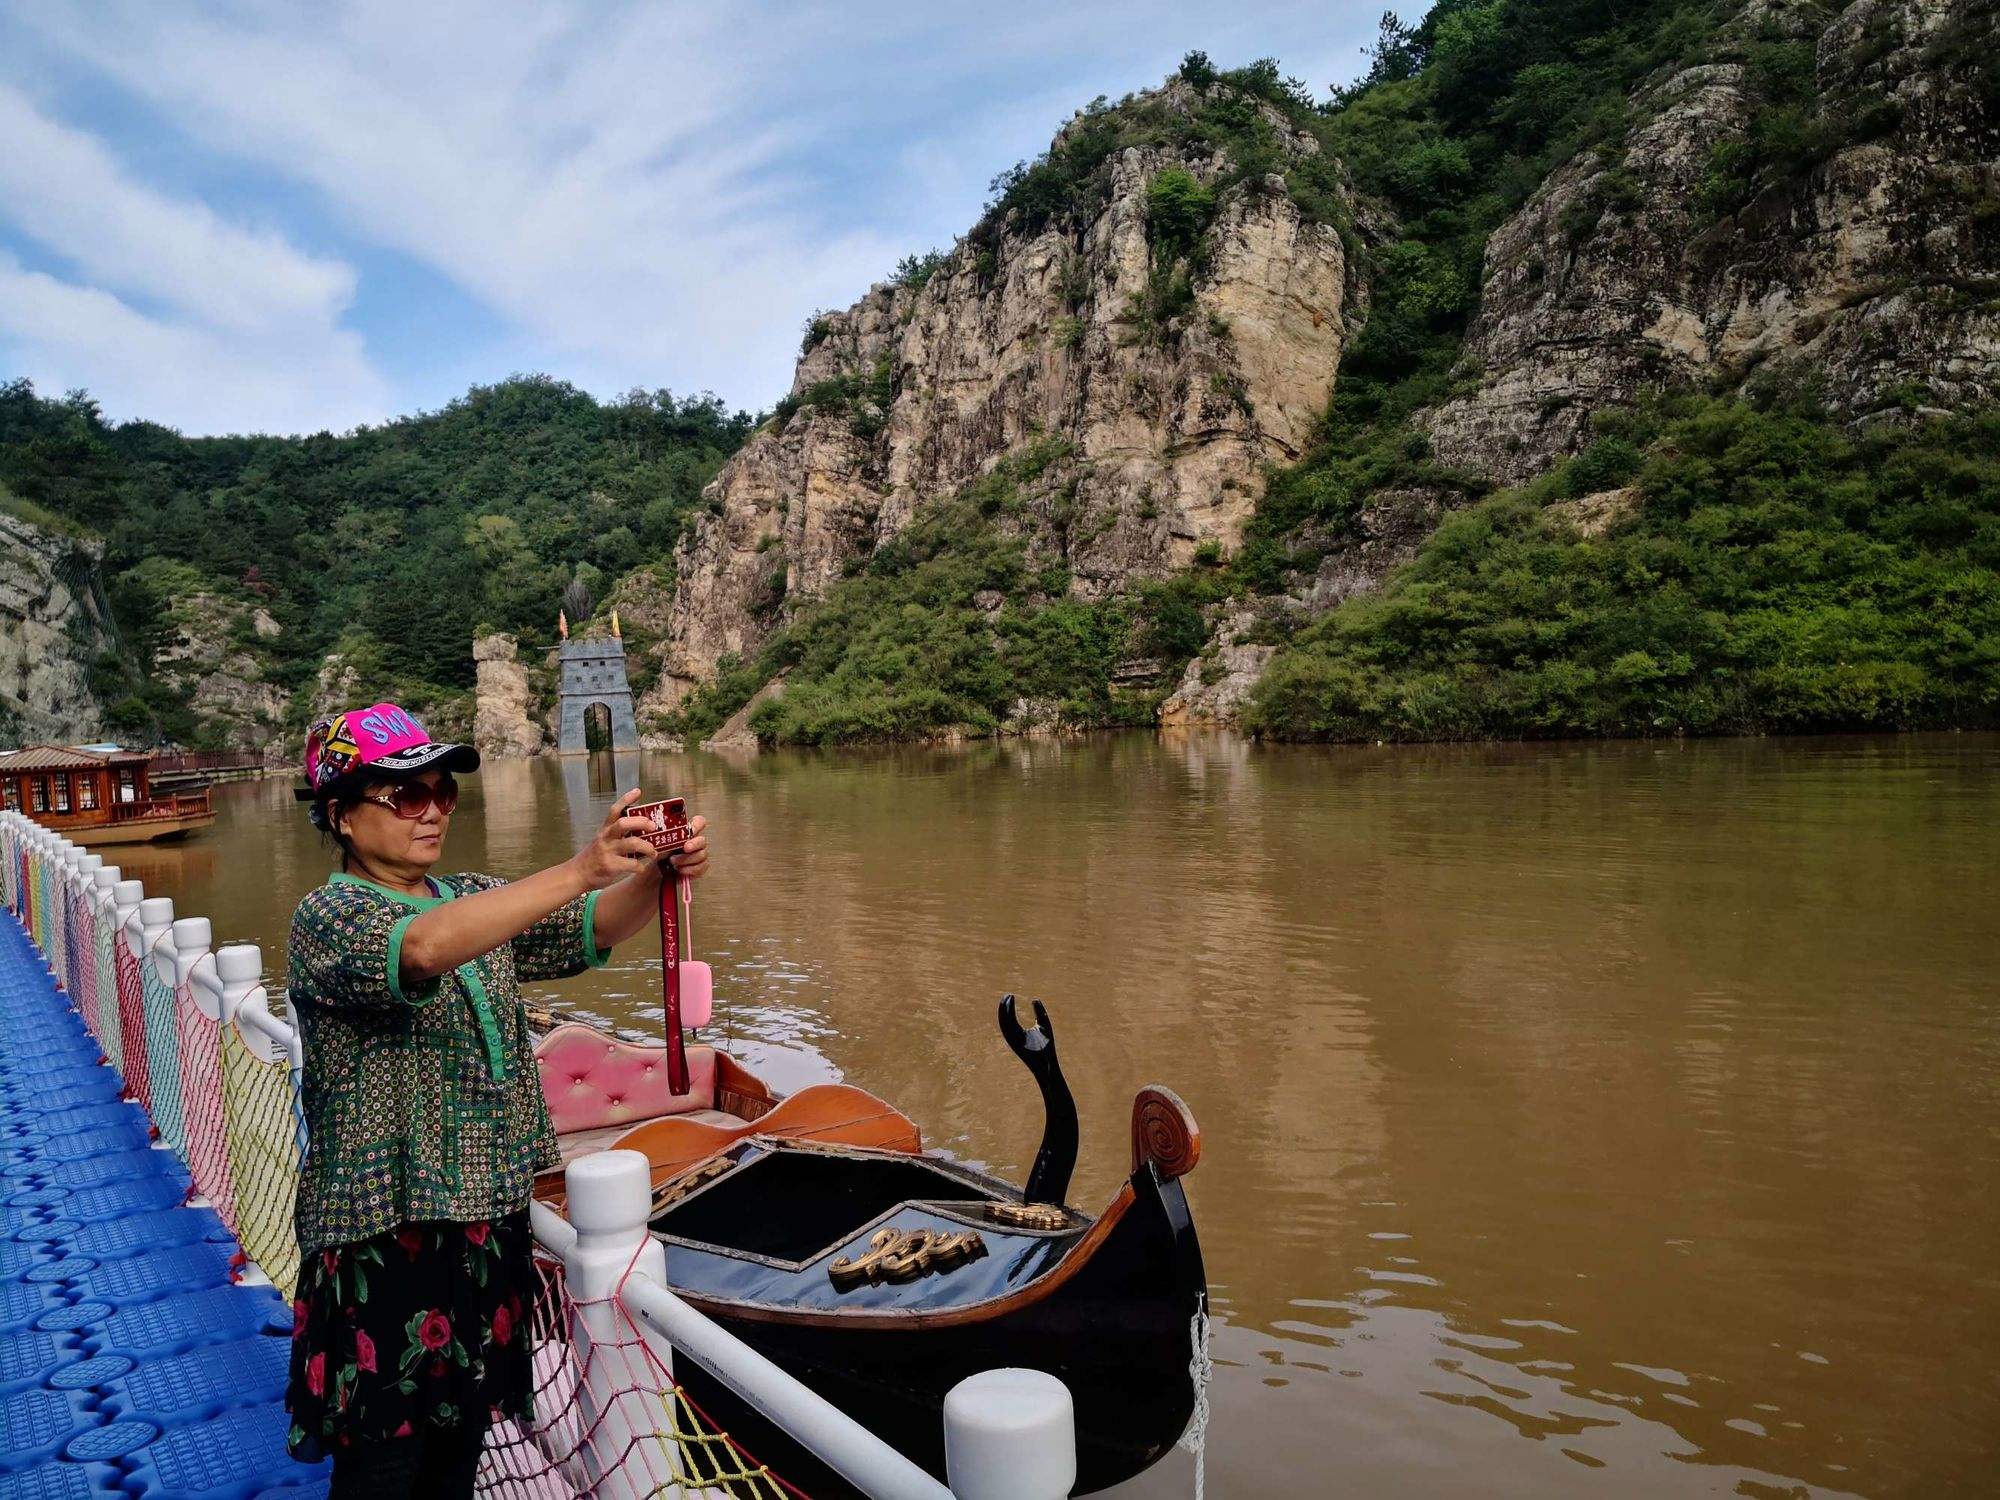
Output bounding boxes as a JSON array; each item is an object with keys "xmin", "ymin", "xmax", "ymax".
[{"xmin": 535, "ymin": 1023, "xmax": 720, "ymax": 1136}]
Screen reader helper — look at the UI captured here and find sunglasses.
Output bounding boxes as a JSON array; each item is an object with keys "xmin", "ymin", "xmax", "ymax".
[{"xmin": 356, "ymin": 776, "xmax": 459, "ymax": 820}]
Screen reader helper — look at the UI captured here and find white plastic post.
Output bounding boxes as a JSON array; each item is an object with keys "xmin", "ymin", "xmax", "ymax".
[
  {"xmin": 115, "ymin": 885, "xmax": 151, "ymax": 962},
  {"xmin": 168, "ymin": 916, "xmax": 209, "ymax": 1012},
  {"xmin": 942, "ymin": 1369, "xmax": 1078, "ymax": 1500},
  {"xmin": 562, "ymin": 1150, "xmax": 678, "ymax": 1500},
  {"xmin": 231, "ymin": 988, "xmax": 302, "ymax": 1072},
  {"xmin": 214, "ymin": 944, "xmax": 259, "ymax": 1025}
]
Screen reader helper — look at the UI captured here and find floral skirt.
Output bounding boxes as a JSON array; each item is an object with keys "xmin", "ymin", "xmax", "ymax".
[{"xmin": 286, "ymin": 1211, "xmax": 536, "ymax": 1461}]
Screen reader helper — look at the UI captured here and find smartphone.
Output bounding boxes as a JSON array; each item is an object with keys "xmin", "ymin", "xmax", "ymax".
[{"xmin": 630, "ymin": 797, "xmax": 691, "ymax": 855}]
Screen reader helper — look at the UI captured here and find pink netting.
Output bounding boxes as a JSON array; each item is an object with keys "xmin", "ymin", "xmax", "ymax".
[
  {"xmin": 177, "ymin": 977, "xmax": 237, "ymax": 1227},
  {"xmin": 116, "ymin": 933, "xmax": 153, "ymax": 1111},
  {"xmin": 73, "ymin": 893, "xmax": 97, "ymax": 1025}
]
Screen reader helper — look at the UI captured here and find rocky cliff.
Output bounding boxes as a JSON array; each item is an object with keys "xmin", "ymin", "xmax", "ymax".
[
  {"xmin": 656, "ymin": 80, "xmax": 1367, "ymax": 705},
  {"xmin": 0, "ymin": 507, "xmax": 112, "ymax": 744},
  {"xmin": 1425, "ymin": 0, "xmax": 2000, "ymax": 484},
  {"xmin": 150, "ymin": 590, "xmax": 290, "ymax": 753}
]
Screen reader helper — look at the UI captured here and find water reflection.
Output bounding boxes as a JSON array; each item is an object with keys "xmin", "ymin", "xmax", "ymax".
[{"xmin": 158, "ymin": 732, "xmax": 2000, "ymax": 1495}]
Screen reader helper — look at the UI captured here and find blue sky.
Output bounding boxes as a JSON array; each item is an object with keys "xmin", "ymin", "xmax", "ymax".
[{"xmin": 0, "ymin": 3, "xmax": 1415, "ymax": 437}]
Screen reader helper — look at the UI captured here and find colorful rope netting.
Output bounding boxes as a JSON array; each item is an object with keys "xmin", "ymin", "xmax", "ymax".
[
  {"xmin": 474, "ymin": 1256, "xmax": 804, "ymax": 1500},
  {"xmin": 92, "ymin": 917, "xmax": 117, "ymax": 1069},
  {"xmin": 117, "ymin": 923, "xmax": 154, "ymax": 1114},
  {"xmin": 178, "ymin": 975, "xmax": 238, "ymax": 1229},
  {"xmin": 72, "ymin": 886, "xmax": 97, "ymax": 1018},
  {"xmin": 142, "ymin": 943, "xmax": 188, "ymax": 1156},
  {"xmin": 96, "ymin": 908, "xmax": 122, "ymax": 1068},
  {"xmin": 219, "ymin": 1013, "xmax": 304, "ymax": 1298}
]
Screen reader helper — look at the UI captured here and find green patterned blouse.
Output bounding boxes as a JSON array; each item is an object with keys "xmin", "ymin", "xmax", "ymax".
[{"xmin": 286, "ymin": 871, "xmax": 610, "ymax": 1255}]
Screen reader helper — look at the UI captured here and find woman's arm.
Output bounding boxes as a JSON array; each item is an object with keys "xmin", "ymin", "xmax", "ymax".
[{"xmin": 397, "ymin": 791, "xmax": 675, "ymax": 983}]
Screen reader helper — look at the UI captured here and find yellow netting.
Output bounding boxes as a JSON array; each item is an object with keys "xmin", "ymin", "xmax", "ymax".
[{"xmin": 220, "ymin": 1017, "xmax": 303, "ymax": 1298}]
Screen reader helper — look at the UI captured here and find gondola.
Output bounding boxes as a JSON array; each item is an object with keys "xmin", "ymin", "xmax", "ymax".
[{"xmin": 530, "ymin": 996, "xmax": 1206, "ymax": 1496}]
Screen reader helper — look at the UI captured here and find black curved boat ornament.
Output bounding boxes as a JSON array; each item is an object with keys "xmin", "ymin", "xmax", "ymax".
[{"xmin": 999, "ymin": 993, "xmax": 1078, "ymax": 1206}]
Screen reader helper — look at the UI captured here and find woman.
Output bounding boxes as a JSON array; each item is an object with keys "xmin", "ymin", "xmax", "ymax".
[{"xmin": 283, "ymin": 701, "xmax": 709, "ymax": 1497}]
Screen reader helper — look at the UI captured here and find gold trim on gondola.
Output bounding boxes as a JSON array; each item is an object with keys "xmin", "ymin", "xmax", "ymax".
[
  {"xmin": 829, "ymin": 1227, "xmax": 988, "ymax": 1290},
  {"xmin": 652, "ymin": 1155, "xmax": 734, "ymax": 1213},
  {"xmin": 985, "ymin": 1201, "xmax": 1070, "ymax": 1230}
]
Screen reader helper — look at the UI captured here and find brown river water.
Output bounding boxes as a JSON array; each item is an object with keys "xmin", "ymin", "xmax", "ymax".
[{"xmin": 110, "ymin": 732, "xmax": 1999, "ymax": 1497}]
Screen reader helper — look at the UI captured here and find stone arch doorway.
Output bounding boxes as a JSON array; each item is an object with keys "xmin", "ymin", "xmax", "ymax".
[{"xmin": 556, "ymin": 635, "xmax": 640, "ymax": 754}]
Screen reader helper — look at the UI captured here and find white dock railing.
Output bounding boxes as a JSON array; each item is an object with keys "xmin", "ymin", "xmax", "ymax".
[{"xmin": 0, "ymin": 809, "xmax": 1076, "ymax": 1499}]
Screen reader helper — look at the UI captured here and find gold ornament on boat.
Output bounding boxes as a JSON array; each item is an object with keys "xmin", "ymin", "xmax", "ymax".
[
  {"xmin": 652, "ymin": 1155, "xmax": 734, "ymax": 1213},
  {"xmin": 829, "ymin": 1227, "xmax": 987, "ymax": 1290},
  {"xmin": 986, "ymin": 1201, "xmax": 1070, "ymax": 1230}
]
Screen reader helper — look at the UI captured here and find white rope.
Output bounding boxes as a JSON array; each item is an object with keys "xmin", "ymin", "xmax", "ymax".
[{"xmin": 1178, "ymin": 1296, "xmax": 1213, "ymax": 1499}]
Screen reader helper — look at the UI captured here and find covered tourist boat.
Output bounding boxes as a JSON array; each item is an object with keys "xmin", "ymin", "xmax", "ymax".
[
  {"xmin": 531, "ymin": 996, "xmax": 1206, "ymax": 1496},
  {"xmin": 0, "ymin": 745, "xmax": 215, "ymax": 845}
]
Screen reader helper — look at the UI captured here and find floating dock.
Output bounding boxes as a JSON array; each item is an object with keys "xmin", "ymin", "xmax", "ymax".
[{"xmin": 0, "ymin": 909, "xmax": 327, "ymax": 1500}]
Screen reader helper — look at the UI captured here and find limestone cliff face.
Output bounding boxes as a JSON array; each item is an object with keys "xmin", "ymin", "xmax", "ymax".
[
  {"xmin": 659, "ymin": 81, "xmax": 1365, "ymax": 701},
  {"xmin": 1426, "ymin": 0, "xmax": 2000, "ymax": 485},
  {"xmin": 0, "ymin": 511, "xmax": 112, "ymax": 743}
]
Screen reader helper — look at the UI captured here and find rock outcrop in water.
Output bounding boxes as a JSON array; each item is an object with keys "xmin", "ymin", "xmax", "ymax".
[
  {"xmin": 656, "ymin": 81, "xmax": 1367, "ymax": 705},
  {"xmin": 472, "ymin": 633, "xmax": 546, "ymax": 758}
]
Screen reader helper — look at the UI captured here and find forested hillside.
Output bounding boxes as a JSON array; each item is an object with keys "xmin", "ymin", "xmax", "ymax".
[{"xmin": 0, "ymin": 377, "xmax": 751, "ymax": 747}]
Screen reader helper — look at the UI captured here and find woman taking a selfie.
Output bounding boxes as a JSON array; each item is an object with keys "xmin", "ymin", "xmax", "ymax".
[{"xmin": 282, "ymin": 702, "xmax": 709, "ymax": 1498}]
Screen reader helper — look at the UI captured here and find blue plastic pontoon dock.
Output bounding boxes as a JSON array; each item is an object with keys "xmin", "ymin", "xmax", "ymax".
[{"xmin": 0, "ymin": 909, "xmax": 328, "ymax": 1500}]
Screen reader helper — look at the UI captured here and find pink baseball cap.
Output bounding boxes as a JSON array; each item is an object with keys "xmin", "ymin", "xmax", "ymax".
[{"xmin": 296, "ymin": 701, "xmax": 479, "ymax": 819}]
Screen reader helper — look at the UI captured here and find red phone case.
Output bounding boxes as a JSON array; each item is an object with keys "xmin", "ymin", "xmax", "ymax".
[{"xmin": 630, "ymin": 797, "xmax": 690, "ymax": 854}]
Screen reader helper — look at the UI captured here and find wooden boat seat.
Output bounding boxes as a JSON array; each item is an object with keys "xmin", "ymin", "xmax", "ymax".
[{"xmin": 531, "ymin": 1019, "xmax": 925, "ymax": 1204}]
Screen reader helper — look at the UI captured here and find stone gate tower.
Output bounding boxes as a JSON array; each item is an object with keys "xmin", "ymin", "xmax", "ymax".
[{"xmin": 556, "ymin": 626, "xmax": 640, "ymax": 755}]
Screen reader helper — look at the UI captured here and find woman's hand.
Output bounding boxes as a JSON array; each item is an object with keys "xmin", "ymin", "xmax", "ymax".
[
  {"xmin": 569, "ymin": 790, "xmax": 663, "ymax": 892},
  {"xmin": 575, "ymin": 801, "xmax": 714, "ymax": 952},
  {"xmin": 670, "ymin": 815, "xmax": 710, "ymax": 881}
]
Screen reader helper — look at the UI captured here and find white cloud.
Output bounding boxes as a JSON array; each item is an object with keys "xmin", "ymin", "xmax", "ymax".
[
  {"xmin": 0, "ymin": 251, "xmax": 388, "ymax": 435},
  {"xmin": 15, "ymin": 1, "xmax": 911, "ymax": 415},
  {"xmin": 0, "ymin": 84, "xmax": 389, "ymax": 433},
  {"xmin": 0, "ymin": 86, "xmax": 356, "ymax": 338}
]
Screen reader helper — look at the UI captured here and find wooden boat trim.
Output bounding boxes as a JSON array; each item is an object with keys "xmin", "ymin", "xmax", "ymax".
[{"xmin": 677, "ymin": 1181, "xmax": 1140, "ymax": 1332}]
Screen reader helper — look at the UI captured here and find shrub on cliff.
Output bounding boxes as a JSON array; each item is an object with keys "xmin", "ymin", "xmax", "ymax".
[{"xmin": 1245, "ymin": 399, "xmax": 2000, "ymax": 741}]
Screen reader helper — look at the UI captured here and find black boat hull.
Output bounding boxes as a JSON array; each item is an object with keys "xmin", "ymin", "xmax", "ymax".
[{"xmin": 675, "ymin": 1162, "xmax": 1204, "ymax": 1497}]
